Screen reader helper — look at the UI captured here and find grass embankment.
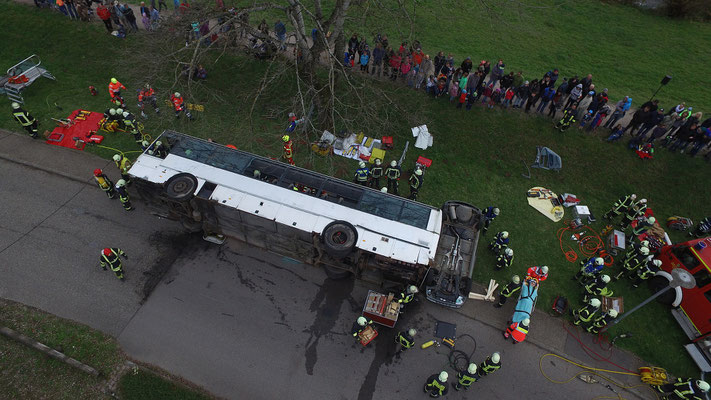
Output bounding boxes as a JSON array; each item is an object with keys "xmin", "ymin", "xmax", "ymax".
[{"xmin": 1, "ymin": 0, "xmax": 709, "ymax": 377}]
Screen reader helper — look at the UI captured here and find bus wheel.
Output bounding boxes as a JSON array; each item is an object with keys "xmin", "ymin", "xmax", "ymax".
[
  {"xmin": 323, "ymin": 265, "xmax": 353, "ymax": 280},
  {"xmin": 181, "ymin": 217, "xmax": 202, "ymax": 233},
  {"xmin": 321, "ymin": 221, "xmax": 357, "ymax": 259},
  {"xmin": 164, "ymin": 173, "xmax": 198, "ymax": 201}
]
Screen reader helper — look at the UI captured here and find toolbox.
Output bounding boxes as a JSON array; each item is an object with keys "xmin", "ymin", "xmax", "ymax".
[{"xmin": 362, "ymin": 290, "xmax": 400, "ymax": 328}]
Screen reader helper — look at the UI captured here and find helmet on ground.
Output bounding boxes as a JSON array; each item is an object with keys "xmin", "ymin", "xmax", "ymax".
[
  {"xmin": 109, "ymin": 108, "xmax": 117, "ymax": 115},
  {"xmin": 640, "ymin": 240, "xmax": 649, "ymax": 247},
  {"xmin": 174, "ymin": 92, "xmax": 181, "ymax": 97},
  {"xmin": 467, "ymin": 363, "xmax": 477, "ymax": 374},
  {"xmin": 113, "ymin": 154, "xmax": 122, "ymax": 162},
  {"xmin": 359, "ymin": 161, "xmax": 366, "ymax": 168},
  {"xmin": 415, "ymin": 169, "xmax": 423, "ymax": 176},
  {"xmin": 102, "ymin": 248, "xmax": 112, "ymax": 256},
  {"xmin": 375, "ymin": 158, "xmax": 382, "ymax": 165},
  {"xmin": 155, "ymin": 141, "xmax": 162, "ymax": 147},
  {"xmin": 381, "ymin": 187, "xmax": 388, "ymax": 193},
  {"xmin": 630, "ymin": 194, "xmax": 637, "ymax": 200},
  {"xmin": 512, "ymin": 275, "xmax": 520, "ymax": 284},
  {"xmin": 110, "ymin": 78, "xmax": 118, "ymax": 84},
  {"xmin": 145, "ymin": 83, "xmax": 151, "ymax": 89},
  {"xmin": 282, "ymin": 135, "xmax": 290, "ymax": 142},
  {"xmin": 697, "ymin": 380, "xmax": 710, "ymax": 392},
  {"xmin": 93, "ymin": 168, "xmax": 102, "ymax": 176},
  {"xmin": 639, "ymin": 198, "xmax": 647, "ymax": 204},
  {"xmin": 142, "ymin": 140, "xmax": 150, "ymax": 148},
  {"xmin": 438, "ymin": 371, "xmax": 448, "ymax": 382},
  {"xmin": 653, "ymin": 259, "xmax": 662, "ymax": 267},
  {"xmin": 116, "ymin": 108, "xmax": 124, "ymax": 115},
  {"xmin": 608, "ymin": 309, "xmax": 618, "ymax": 318},
  {"xmin": 493, "ymin": 207, "xmax": 500, "ymax": 216},
  {"xmin": 390, "ymin": 160, "xmax": 397, "ymax": 167},
  {"xmin": 541, "ymin": 266, "xmax": 549, "ymax": 274},
  {"xmin": 590, "ymin": 298, "xmax": 601, "ymax": 308},
  {"xmin": 11, "ymin": 102, "xmax": 20, "ymax": 109},
  {"xmin": 601, "ymin": 275, "xmax": 611, "ymax": 283},
  {"xmin": 408, "ymin": 328, "xmax": 416, "ymax": 337},
  {"xmin": 647, "ymin": 217, "xmax": 656, "ymax": 224},
  {"xmin": 595, "ymin": 257, "xmax": 604, "ymax": 266},
  {"xmin": 407, "ymin": 285, "xmax": 418, "ymax": 294},
  {"xmin": 640, "ymin": 247, "xmax": 650, "ymax": 256},
  {"xmin": 123, "ymin": 111, "xmax": 129, "ymax": 118},
  {"xmin": 491, "ymin": 352, "xmax": 500, "ymax": 363},
  {"xmin": 522, "ymin": 318, "xmax": 530, "ymax": 326},
  {"xmin": 501, "ymin": 231, "xmax": 509, "ymax": 239},
  {"xmin": 505, "ymin": 248, "xmax": 513, "ymax": 257},
  {"xmin": 357, "ymin": 316, "xmax": 367, "ymax": 326},
  {"xmin": 116, "ymin": 179, "xmax": 126, "ymax": 187}
]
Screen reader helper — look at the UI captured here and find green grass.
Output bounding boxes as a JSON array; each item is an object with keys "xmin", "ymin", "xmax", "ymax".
[
  {"xmin": 119, "ymin": 370, "xmax": 212, "ymax": 400},
  {"xmin": 1, "ymin": 0, "xmax": 710, "ymax": 379}
]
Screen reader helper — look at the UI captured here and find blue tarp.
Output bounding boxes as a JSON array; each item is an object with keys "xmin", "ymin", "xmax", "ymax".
[{"xmin": 512, "ymin": 280, "xmax": 539, "ymax": 323}]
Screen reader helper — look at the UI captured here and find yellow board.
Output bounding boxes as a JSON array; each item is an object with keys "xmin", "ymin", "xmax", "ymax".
[
  {"xmin": 369, "ymin": 148, "xmax": 386, "ymax": 164},
  {"xmin": 527, "ymin": 186, "xmax": 564, "ymax": 222}
]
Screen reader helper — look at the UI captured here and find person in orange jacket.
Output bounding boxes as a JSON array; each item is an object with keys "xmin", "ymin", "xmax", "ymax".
[
  {"xmin": 503, "ymin": 318, "xmax": 529, "ymax": 344},
  {"xmin": 170, "ymin": 92, "xmax": 193, "ymax": 120},
  {"xmin": 108, "ymin": 78, "xmax": 126, "ymax": 107},
  {"xmin": 282, "ymin": 134, "xmax": 294, "ymax": 165},
  {"xmin": 138, "ymin": 83, "xmax": 159, "ymax": 118},
  {"xmin": 526, "ymin": 265, "xmax": 549, "ymax": 281}
]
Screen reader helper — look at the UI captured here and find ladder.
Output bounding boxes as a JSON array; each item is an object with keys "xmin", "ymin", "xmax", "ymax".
[{"xmin": 2, "ymin": 54, "xmax": 56, "ymax": 104}]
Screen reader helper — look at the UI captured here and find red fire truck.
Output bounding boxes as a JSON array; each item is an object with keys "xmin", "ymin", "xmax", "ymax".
[{"xmin": 654, "ymin": 236, "xmax": 711, "ymax": 371}]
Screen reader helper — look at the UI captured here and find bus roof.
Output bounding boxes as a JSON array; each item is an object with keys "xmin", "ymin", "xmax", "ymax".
[{"xmin": 129, "ymin": 131, "xmax": 443, "ymax": 265}]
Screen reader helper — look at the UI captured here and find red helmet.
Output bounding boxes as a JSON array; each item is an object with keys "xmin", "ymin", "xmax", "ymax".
[
  {"xmin": 103, "ymin": 248, "xmax": 112, "ymax": 256},
  {"xmin": 93, "ymin": 168, "xmax": 102, "ymax": 176}
]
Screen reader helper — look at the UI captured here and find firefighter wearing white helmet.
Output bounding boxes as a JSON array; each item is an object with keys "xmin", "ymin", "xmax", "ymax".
[
  {"xmin": 583, "ymin": 274, "xmax": 613, "ymax": 303},
  {"xmin": 10, "ymin": 102, "xmax": 39, "ymax": 138},
  {"xmin": 384, "ymin": 160, "xmax": 401, "ymax": 195},
  {"xmin": 397, "ymin": 285, "xmax": 418, "ymax": 306},
  {"xmin": 504, "ymin": 317, "xmax": 530, "ymax": 343},
  {"xmin": 489, "ymin": 231, "xmax": 510, "ymax": 253},
  {"xmin": 454, "ymin": 362, "xmax": 480, "ymax": 391},
  {"xmin": 573, "ymin": 297, "xmax": 601, "ymax": 327},
  {"xmin": 380, "ymin": 187, "xmax": 388, "ymax": 193},
  {"xmin": 480, "ymin": 352, "xmax": 501, "ymax": 375},
  {"xmin": 633, "ymin": 258, "xmax": 663, "ymax": 288},
  {"xmin": 395, "ymin": 328, "xmax": 416, "ymax": 351},
  {"xmin": 653, "ymin": 378, "xmax": 710, "ymax": 398},
  {"xmin": 423, "ymin": 371, "xmax": 449, "ymax": 397},
  {"xmin": 620, "ymin": 197, "xmax": 648, "ymax": 229},
  {"xmin": 408, "ymin": 168, "xmax": 423, "ymax": 200},
  {"xmin": 632, "ymin": 216, "xmax": 657, "ymax": 236},
  {"xmin": 495, "ymin": 274, "xmax": 521, "ymax": 308},
  {"xmin": 588, "ymin": 308, "xmax": 618, "ymax": 334},
  {"xmin": 170, "ymin": 92, "xmax": 193, "ymax": 120},
  {"xmin": 617, "ymin": 246, "xmax": 650, "ymax": 280},
  {"xmin": 527, "ymin": 265, "xmax": 549, "ymax": 281},
  {"xmin": 603, "ymin": 193, "xmax": 636, "ymax": 221},
  {"xmin": 481, "ymin": 206, "xmax": 500, "ymax": 234},
  {"xmin": 113, "ymin": 154, "xmax": 132, "ymax": 183},
  {"xmin": 115, "ymin": 179, "xmax": 133, "ymax": 211},
  {"xmin": 153, "ymin": 140, "xmax": 168, "ymax": 158},
  {"xmin": 351, "ymin": 316, "xmax": 372, "ymax": 339},
  {"xmin": 354, "ymin": 161, "xmax": 370, "ymax": 186},
  {"xmin": 495, "ymin": 246, "xmax": 514, "ymax": 271},
  {"xmin": 574, "ymin": 256, "xmax": 605, "ymax": 282},
  {"xmin": 370, "ymin": 158, "xmax": 384, "ymax": 188}
]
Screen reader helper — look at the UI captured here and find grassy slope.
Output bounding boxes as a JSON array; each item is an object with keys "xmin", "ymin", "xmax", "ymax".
[
  {"xmin": 119, "ymin": 370, "xmax": 211, "ymax": 400},
  {"xmin": 1, "ymin": 0, "xmax": 710, "ymax": 378}
]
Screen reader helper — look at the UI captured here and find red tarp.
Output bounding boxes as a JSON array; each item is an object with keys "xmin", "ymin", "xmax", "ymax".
[{"xmin": 46, "ymin": 109, "xmax": 103, "ymax": 150}]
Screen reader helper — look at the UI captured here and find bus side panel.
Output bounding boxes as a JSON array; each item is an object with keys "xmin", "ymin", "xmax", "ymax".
[
  {"xmin": 241, "ymin": 211, "xmax": 278, "ymax": 233},
  {"xmin": 273, "ymin": 224, "xmax": 314, "ymax": 263},
  {"xmin": 213, "ymin": 203, "xmax": 247, "ymax": 243}
]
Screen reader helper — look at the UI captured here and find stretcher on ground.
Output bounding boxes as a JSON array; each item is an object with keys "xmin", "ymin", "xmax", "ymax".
[{"xmin": 512, "ymin": 277, "xmax": 538, "ymax": 323}]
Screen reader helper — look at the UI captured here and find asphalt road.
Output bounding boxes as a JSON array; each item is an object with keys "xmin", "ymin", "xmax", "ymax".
[{"xmin": 0, "ymin": 131, "xmax": 653, "ymax": 400}]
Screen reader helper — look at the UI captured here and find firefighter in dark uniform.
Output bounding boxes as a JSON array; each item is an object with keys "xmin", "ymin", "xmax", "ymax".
[
  {"xmin": 488, "ymin": 231, "xmax": 509, "ymax": 254},
  {"xmin": 586, "ymin": 309, "xmax": 617, "ymax": 334},
  {"xmin": 574, "ymin": 257, "xmax": 604, "ymax": 283},
  {"xmin": 496, "ymin": 247, "xmax": 514, "ymax": 270},
  {"xmin": 632, "ymin": 259, "xmax": 661, "ymax": 288},
  {"xmin": 554, "ymin": 104, "xmax": 578, "ymax": 132},
  {"xmin": 481, "ymin": 206, "xmax": 500, "ymax": 234},
  {"xmin": 370, "ymin": 158, "xmax": 384, "ymax": 188},
  {"xmin": 122, "ymin": 111, "xmax": 143, "ymax": 145},
  {"xmin": 494, "ymin": 274, "xmax": 521, "ymax": 308},
  {"xmin": 620, "ymin": 198, "xmax": 647, "ymax": 229},
  {"xmin": 394, "ymin": 328, "xmax": 416, "ymax": 352},
  {"xmin": 385, "ymin": 160, "xmax": 401, "ymax": 195},
  {"xmin": 354, "ymin": 161, "xmax": 370, "ymax": 186},
  {"xmin": 479, "ymin": 352, "xmax": 501, "ymax": 376},
  {"xmin": 603, "ymin": 193, "xmax": 636, "ymax": 221},
  {"xmin": 100, "ymin": 247, "xmax": 127, "ymax": 280},
  {"xmin": 615, "ymin": 246, "xmax": 649, "ymax": 280},
  {"xmin": 11, "ymin": 102, "xmax": 39, "ymax": 138},
  {"xmin": 408, "ymin": 169, "xmax": 423, "ymax": 200},
  {"xmin": 112, "ymin": 154, "xmax": 132, "ymax": 183},
  {"xmin": 583, "ymin": 274, "xmax": 612, "ymax": 303},
  {"xmin": 351, "ymin": 316, "xmax": 372, "ymax": 340},
  {"xmin": 572, "ymin": 298, "xmax": 600, "ymax": 327},
  {"xmin": 115, "ymin": 179, "xmax": 134, "ymax": 211},
  {"xmin": 423, "ymin": 371, "xmax": 449, "ymax": 398},
  {"xmin": 690, "ymin": 217, "xmax": 711, "ymax": 238},
  {"xmin": 653, "ymin": 378, "xmax": 709, "ymax": 400},
  {"xmin": 453, "ymin": 363, "xmax": 480, "ymax": 391},
  {"xmin": 93, "ymin": 168, "xmax": 116, "ymax": 199}
]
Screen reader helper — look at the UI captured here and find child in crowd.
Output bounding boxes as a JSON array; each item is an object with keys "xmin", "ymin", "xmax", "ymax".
[
  {"xmin": 481, "ymin": 84, "xmax": 494, "ymax": 105},
  {"xmin": 359, "ymin": 49, "xmax": 369, "ymax": 72},
  {"xmin": 457, "ymin": 89, "xmax": 467, "ymax": 109},
  {"xmin": 426, "ymin": 75, "xmax": 436, "ymax": 96},
  {"xmin": 502, "ymin": 87, "xmax": 515, "ymax": 108},
  {"xmin": 466, "ymin": 90, "xmax": 477, "ymax": 110},
  {"xmin": 448, "ymin": 79, "xmax": 459, "ymax": 102},
  {"xmin": 606, "ymin": 124, "xmax": 624, "ymax": 142}
]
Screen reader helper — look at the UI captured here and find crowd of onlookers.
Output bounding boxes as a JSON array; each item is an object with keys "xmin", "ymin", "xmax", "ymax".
[{"xmin": 341, "ymin": 32, "xmax": 711, "ymax": 160}]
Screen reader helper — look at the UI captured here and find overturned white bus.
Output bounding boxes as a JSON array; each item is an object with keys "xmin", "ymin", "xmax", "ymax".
[{"xmin": 128, "ymin": 131, "xmax": 482, "ymax": 307}]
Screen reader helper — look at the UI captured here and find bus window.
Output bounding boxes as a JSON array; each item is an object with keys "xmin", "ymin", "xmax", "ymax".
[
  {"xmin": 205, "ymin": 146, "xmax": 252, "ymax": 174},
  {"xmin": 280, "ymin": 170, "xmax": 324, "ymax": 196},
  {"xmin": 694, "ymin": 269, "xmax": 711, "ymax": 289},
  {"xmin": 246, "ymin": 159, "xmax": 285, "ymax": 184},
  {"xmin": 360, "ymin": 191, "xmax": 403, "ymax": 221},
  {"xmin": 170, "ymin": 135, "xmax": 214, "ymax": 164},
  {"xmin": 672, "ymin": 246, "xmax": 701, "ymax": 270},
  {"xmin": 322, "ymin": 180, "xmax": 361, "ymax": 208},
  {"xmin": 400, "ymin": 202, "xmax": 431, "ymax": 230}
]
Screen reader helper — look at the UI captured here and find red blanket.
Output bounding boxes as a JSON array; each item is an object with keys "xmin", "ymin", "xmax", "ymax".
[{"xmin": 46, "ymin": 109, "xmax": 103, "ymax": 150}]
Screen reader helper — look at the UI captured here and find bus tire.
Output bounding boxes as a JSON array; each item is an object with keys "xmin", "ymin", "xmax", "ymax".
[
  {"xmin": 181, "ymin": 217, "xmax": 202, "ymax": 233},
  {"xmin": 323, "ymin": 265, "xmax": 353, "ymax": 280},
  {"xmin": 321, "ymin": 221, "xmax": 357, "ymax": 259},
  {"xmin": 164, "ymin": 173, "xmax": 198, "ymax": 201}
]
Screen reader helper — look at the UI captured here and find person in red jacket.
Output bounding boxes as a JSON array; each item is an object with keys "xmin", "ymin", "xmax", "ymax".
[
  {"xmin": 138, "ymin": 83, "xmax": 159, "ymax": 118},
  {"xmin": 108, "ymin": 78, "xmax": 126, "ymax": 107},
  {"xmin": 96, "ymin": 3, "xmax": 113, "ymax": 32},
  {"xmin": 170, "ymin": 92, "xmax": 193, "ymax": 120},
  {"xmin": 282, "ymin": 134, "xmax": 294, "ymax": 165},
  {"xmin": 527, "ymin": 265, "xmax": 549, "ymax": 282},
  {"xmin": 503, "ymin": 318, "xmax": 530, "ymax": 344}
]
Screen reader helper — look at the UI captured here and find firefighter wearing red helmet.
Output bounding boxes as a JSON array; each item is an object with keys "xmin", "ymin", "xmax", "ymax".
[
  {"xmin": 100, "ymin": 248, "xmax": 127, "ymax": 280},
  {"xmin": 93, "ymin": 168, "xmax": 116, "ymax": 199}
]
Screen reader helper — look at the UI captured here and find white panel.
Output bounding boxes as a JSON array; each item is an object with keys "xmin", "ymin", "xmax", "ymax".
[
  {"xmin": 390, "ymin": 240, "xmax": 420, "ymax": 265},
  {"xmin": 274, "ymin": 207, "xmax": 319, "ymax": 233},
  {"xmin": 210, "ymin": 186, "xmax": 246, "ymax": 208},
  {"xmin": 418, "ymin": 247, "xmax": 433, "ymax": 265},
  {"xmin": 357, "ymin": 230, "xmax": 395, "ymax": 259},
  {"xmin": 238, "ymin": 195, "xmax": 281, "ymax": 221}
]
